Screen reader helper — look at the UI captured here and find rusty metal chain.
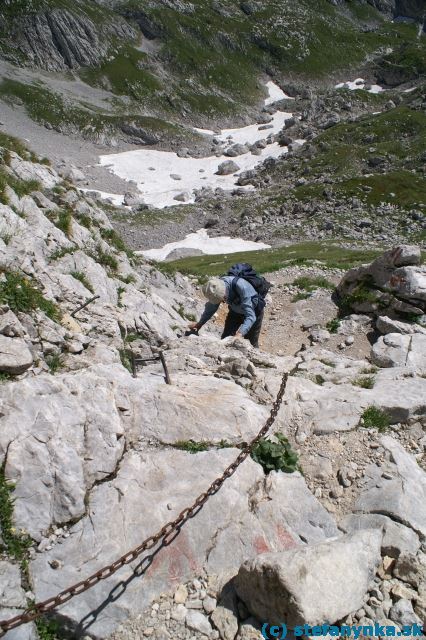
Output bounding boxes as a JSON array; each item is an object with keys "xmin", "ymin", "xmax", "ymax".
[{"xmin": 0, "ymin": 368, "xmax": 293, "ymax": 637}]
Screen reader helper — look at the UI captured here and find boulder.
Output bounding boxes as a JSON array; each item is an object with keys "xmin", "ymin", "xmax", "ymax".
[
  {"xmin": 0, "ymin": 335, "xmax": 33, "ymax": 374},
  {"xmin": 225, "ymin": 144, "xmax": 249, "ymax": 157},
  {"xmin": 216, "ymin": 160, "xmax": 240, "ymax": 175},
  {"xmin": 371, "ymin": 333, "xmax": 426, "ymax": 371},
  {"xmin": 28, "ymin": 448, "xmax": 336, "ymax": 638},
  {"xmin": 9, "ymin": 156, "xmax": 61, "ymax": 190},
  {"xmin": 235, "ymin": 530, "xmax": 382, "ymax": 626},
  {"xmin": 376, "ymin": 315, "xmax": 426, "ymax": 335},
  {"xmin": 337, "ymin": 246, "xmax": 426, "ymax": 317},
  {"xmin": 340, "ymin": 514, "xmax": 420, "ymax": 558},
  {"xmin": 354, "ymin": 437, "xmax": 426, "ymax": 540}
]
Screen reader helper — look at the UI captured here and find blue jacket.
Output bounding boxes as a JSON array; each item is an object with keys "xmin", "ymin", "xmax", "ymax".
[{"xmin": 198, "ymin": 275, "xmax": 257, "ymax": 336}]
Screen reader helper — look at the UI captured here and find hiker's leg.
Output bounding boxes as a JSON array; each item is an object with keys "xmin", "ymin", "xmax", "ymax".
[
  {"xmin": 221, "ymin": 309, "xmax": 243, "ymax": 339},
  {"xmin": 246, "ymin": 309, "xmax": 264, "ymax": 348}
]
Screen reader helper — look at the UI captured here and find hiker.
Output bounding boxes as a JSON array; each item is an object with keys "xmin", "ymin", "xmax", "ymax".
[{"xmin": 188, "ymin": 264, "xmax": 270, "ymax": 348}]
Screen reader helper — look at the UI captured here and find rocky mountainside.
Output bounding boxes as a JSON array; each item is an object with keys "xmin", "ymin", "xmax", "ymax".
[
  {"xmin": 0, "ymin": 0, "xmax": 425, "ymax": 146},
  {"xmin": 0, "ymin": 135, "xmax": 425, "ymax": 640}
]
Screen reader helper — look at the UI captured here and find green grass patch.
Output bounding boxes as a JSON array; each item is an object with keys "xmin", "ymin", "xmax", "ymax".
[
  {"xmin": 0, "ymin": 463, "xmax": 32, "ymax": 560},
  {"xmin": 70, "ymin": 271, "xmax": 94, "ymax": 293},
  {"xmin": 353, "ymin": 375, "xmax": 376, "ymax": 389},
  {"xmin": 160, "ymin": 242, "xmax": 382, "ymax": 278},
  {"xmin": 0, "ymin": 271, "xmax": 60, "ymax": 321},
  {"xmin": 0, "ymin": 166, "xmax": 41, "ymax": 204},
  {"xmin": 291, "ymin": 291, "xmax": 311, "ymax": 303},
  {"xmin": 326, "ymin": 318, "xmax": 340, "ymax": 334},
  {"xmin": 100, "ymin": 227, "xmax": 133, "ymax": 258},
  {"xmin": 292, "ymin": 275, "xmax": 335, "ymax": 292},
  {"xmin": 49, "ymin": 246, "xmax": 75, "ymax": 261},
  {"xmin": 251, "ymin": 433, "xmax": 300, "ymax": 474},
  {"xmin": 172, "ymin": 439, "xmax": 232, "ymax": 454},
  {"xmin": 46, "ymin": 352, "xmax": 64, "ymax": 375},
  {"xmin": 80, "ymin": 44, "xmax": 161, "ymax": 102},
  {"xmin": 360, "ymin": 406, "xmax": 390, "ymax": 431},
  {"xmin": 92, "ymin": 245, "xmax": 118, "ymax": 272}
]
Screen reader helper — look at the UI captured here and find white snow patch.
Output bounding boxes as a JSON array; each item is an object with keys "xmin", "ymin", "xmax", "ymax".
[
  {"xmin": 335, "ymin": 78, "xmax": 384, "ymax": 94},
  {"xmin": 79, "ymin": 188, "xmax": 126, "ymax": 207},
  {"xmin": 193, "ymin": 127, "xmax": 216, "ymax": 136},
  {"xmin": 99, "ymin": 112, "xmax": 296, "ymax": 208},
  {"xmin": 265, "ymin": 80, "xmax": 294, "ymax": 104},
  {"xmin": 98, "ymin": 81, "xmax": 300, "ymax": 209},
  {"xmin": 137, "ymin": 229, "xmax": 270, "ymax": 262},
  {"xmin": 403, "ymin": 87, "xmax": 417, "ymax": 93}
]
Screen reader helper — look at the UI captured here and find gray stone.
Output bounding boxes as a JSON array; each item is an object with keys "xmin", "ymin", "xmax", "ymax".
[
  {"xmin": 376, "ymin": 316, "xmax": 426, "ymax": 336},
  {"xmin": 393, "ymin": 552, "xmax": 426, "ymax": 589},
  {"xmin": 211, "ymin": 584, "xmax": 239, "ymax": 640},
  {"xmin": 371, "ymin": 333, "xmax": 426, "ymax": 370},
  {"xmin": 340, "ymin": 514, "xmax": 420, "ymax": 558},
  {"xmin": 354, "ymin": 437, "xmax": 426, "ymax": 540},
  {"xmin": 0, "ymin": 335, "xmax": 33, "ymax": 374},
  {"xmin": 389, "ymin": 599, "xmax": 422, "ymax": 627},
  {"xmin": 235, "ymin": 530, "xmax": 382, "ymax": 626},
  {"xmin": 216, "ymin": 161, "xmax": 240, "ymax": 175},
  {"xmin": 185, "ymin": 610, "xmax": 212, "ymax": 635}
]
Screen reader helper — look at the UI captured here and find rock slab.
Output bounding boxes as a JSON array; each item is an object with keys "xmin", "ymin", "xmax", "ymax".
[{"xmin": 235, "ymin": 530, "xmax": 382, "ymax": 626}]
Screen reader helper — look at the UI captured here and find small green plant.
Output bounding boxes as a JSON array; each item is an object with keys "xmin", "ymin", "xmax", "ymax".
[
  {"xmin": 55, "ymin": 209, "xmax": 73, "ymax": 237},
  {"xmin": 71, "ymin": 271, "xmax": 94, "ymax": 294},
  {"xmin": 46, "ymin": 353, "xmax": 64, "ymax": 375},
  {"xmin": 360, "ymin": 366, "xmax": 378, "ymax": 374},
  {"xmin": 118, "ymin": 273, "xmax": 137, "ymax": 285},
  {"xmin": 0, "ymin": 463, "xmax": 32, "ymax": 559},
  {"xmin": 0, "ymin": 371, "xmax": 12, "ymax": 382},
  {"xmin": 291, "ymin": 291, "xmax": 311, "ymax": 302},
  {"xmin": 314, "ymin": 374, "xmax": 325, "ymax": 385},
  {"xmin": 100, "ymin": 228, "xmax": 133, "ymax": 258},
  {"xmin": 174, "ymin": 304, "xmax": 197, "ymax": 321},
  {"xmin": 353, "ymin": 376, "xmax": 375, "ymax": 389},
  {"xmin": 319, "ymin": 358, "xmax": 336, "ymax": 368},
  {"xmin": 360, "ymin": 406, "xmax": 390, "ymax": 432},
  {"xmin": 326, "ymin": 318, "xmax": 340, "ymax": 333},
  {"xmin": 117, "ymin": 285, "xmax": 125, "ymax": 307},
  {"xmin": 119, "ymin": 348, "xmax": 132, "ymax": 373},
  {"xmin": 49, "ymin": 246, "xmax": 75, "ymax": 261},
  {"xmin": 292, "ymin": 276, "xmax": 335, "ymax": 292},
  {"xmin": 93, "ymin": 245, "xmax": 118, "ymax": 272},
  {"xmin": 76, "ymin": 213, "xmax": 92, "ymax": 229},
  {"xmin": 34, "ymin": 615, "xmax": 59, "ymax": 640},
  {"xmin": 0, "ymin": 272, "xmax": 60, "ymax": 321},
  {"xmin": 251, "ymin": 433, "xmax": 300, "ymax": 474},
  {"xmin": 173, "ymin": 440, "xmax": 210, "ymax": 453}
]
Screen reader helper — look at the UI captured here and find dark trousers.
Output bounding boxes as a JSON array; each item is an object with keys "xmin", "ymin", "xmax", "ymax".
[{"xmin": 221, "ymin": 308, "xmax": 264, "ymax": 348}]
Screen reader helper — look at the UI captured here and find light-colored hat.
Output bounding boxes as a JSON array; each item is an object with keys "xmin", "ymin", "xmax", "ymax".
[{"xmin": 202, "ymin": 278, "xmax": 227, "ymax": 304}]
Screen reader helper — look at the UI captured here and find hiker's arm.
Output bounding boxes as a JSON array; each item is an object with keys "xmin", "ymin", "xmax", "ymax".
[
  {"xmin": 192, "ymin": 301, "xmax": 220, "ymax": 329},
  {"xmin": 237, "ymin": 282, "xmax": 256, "ymax": 336}
]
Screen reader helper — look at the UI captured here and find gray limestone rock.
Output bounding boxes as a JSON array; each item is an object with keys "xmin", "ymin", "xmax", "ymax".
[
  {"xmin": 354, "ymin": 437, "xmax": 426, "ymax": 540},
  {"xmin": 235, "ymin": 530, "xmax": 382, "ymax": 626},
  {"xmin": 0, "ymin": 562, "xmax": 38, "ymax": 640},
  {"xmin": 28, "ymin": 448, "xmax": 336, "ymax": 638},
  {"xmin": 0, "ymin": 335, "xmax": 33, "ymax": 374},
  {"xmin": 216, "ymin": 161, "xmax": 240, "ymax": 175},
  {"xmin": 340, "ymin": 514, "xmax": 420, "ymax": 558}
]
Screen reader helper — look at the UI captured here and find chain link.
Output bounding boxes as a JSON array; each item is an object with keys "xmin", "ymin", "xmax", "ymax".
[{"xmin": 0, "ymin": 368, "xmax": 292, "ymax": 636}]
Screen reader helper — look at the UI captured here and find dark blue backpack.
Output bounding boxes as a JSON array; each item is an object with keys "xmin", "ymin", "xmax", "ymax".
[{"xmin": 226, "ymin": 263, "xmax": 271, "ymax": 313}]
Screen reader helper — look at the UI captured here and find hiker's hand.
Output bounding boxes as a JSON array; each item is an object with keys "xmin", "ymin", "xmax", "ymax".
[
  {"xmin": 235, "ymin": 331, "xmax": 244, "ymax": 340},
  {"xmin": 188, "ymin": 322, "xmax": 199, "ymax": 331}
]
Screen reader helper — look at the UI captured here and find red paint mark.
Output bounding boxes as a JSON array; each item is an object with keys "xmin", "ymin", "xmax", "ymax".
[
  {"xmin": 253, "ymin": 535, "xmax": 270, "ymax": 554},
  {"xmin": 146, "ymin": 531, "xmax": 199, "ymax": 585},
  {"xmin": 276, "ymin": 524, "xmax": 298, "ymax": 550}
]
